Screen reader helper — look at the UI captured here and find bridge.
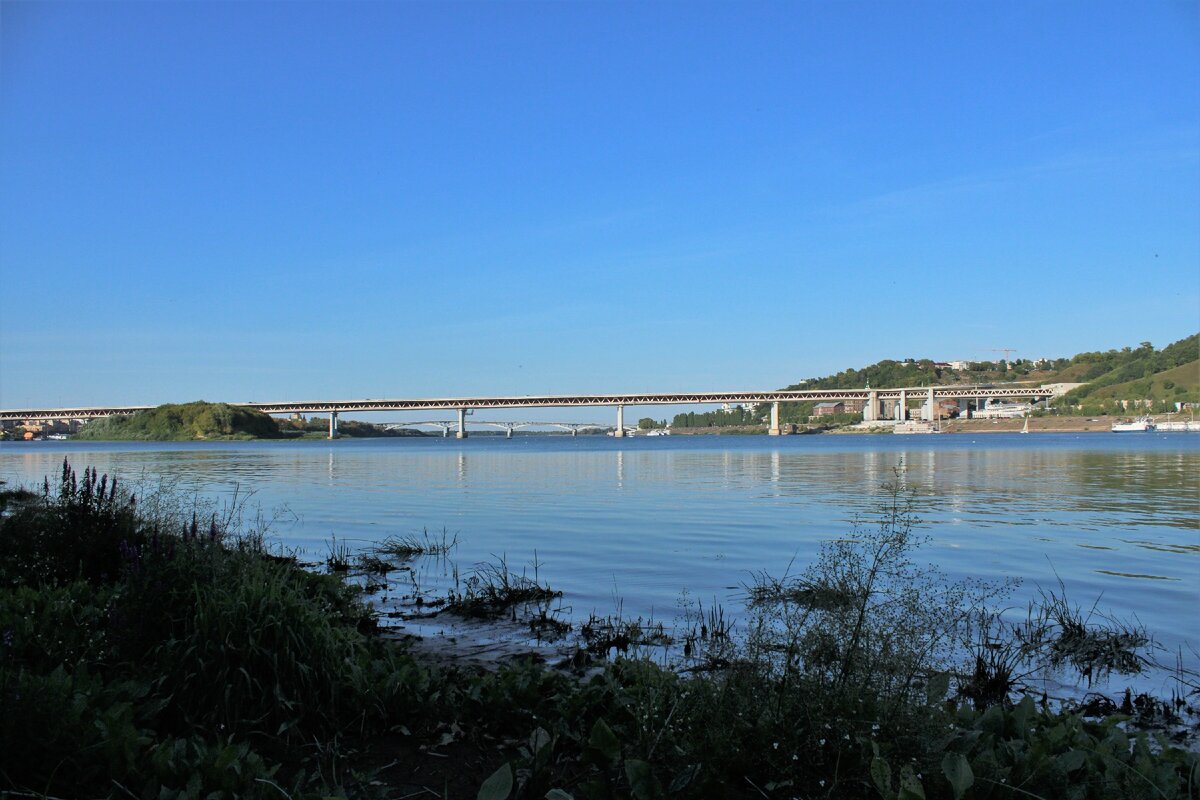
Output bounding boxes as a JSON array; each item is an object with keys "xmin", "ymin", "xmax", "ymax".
[
  {"xmin": 378, "ymin": 420, "xmax": 610, "ymax": 438},
  {"xmin": 0, "ymin": 385, "xmax": 1058, "ymax": 439}
]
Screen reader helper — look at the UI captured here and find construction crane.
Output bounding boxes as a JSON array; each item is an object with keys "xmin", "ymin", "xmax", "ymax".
[{"xmin": 990, "ymin": 348, "xmax": 1017, "ymax": 364}]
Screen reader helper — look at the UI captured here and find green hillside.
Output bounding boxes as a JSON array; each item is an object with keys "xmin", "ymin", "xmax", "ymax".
[
  {"xmin": 780, "ymin": 359, "xmax": 1050, "ymax": 392},
  {"xmin": 1063, "ymin": 359, "xmax": 1199, "ymax": 410},
  {"xmin": 1055, "ymin": 334, "xmax": 1198, "ymax": 402},
  {"xmin": 774, "ymin": 334, "xmax": 1198, "ymax": 398},
  {"xmin": 76, "ymin": 402, "xmax": 284, "ymax": 441},
  {"xmin": 672, "ymin": 332, "xmax": 1199, "ymax": 429}
]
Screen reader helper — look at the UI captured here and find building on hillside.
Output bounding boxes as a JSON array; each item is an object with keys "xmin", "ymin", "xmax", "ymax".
[
  {"xmin": 973, "ymin": 402, "xmax": 1032, "ymax": 419},
  {"xmin": 813, "ymin": 402, "xmax": 844, "ymax": 416},
  {"xmin": 936, "ymin": 399, "xmax": 960, "ymax": 419}
]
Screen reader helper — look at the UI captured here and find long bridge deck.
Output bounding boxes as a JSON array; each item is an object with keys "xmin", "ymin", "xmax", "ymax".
[{"xmin": 0, "ymin": 385, "xmax": 1054, "ymax": 422}]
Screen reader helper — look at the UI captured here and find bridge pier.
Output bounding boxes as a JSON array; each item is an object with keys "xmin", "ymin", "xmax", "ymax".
[
  {"xmin": 959, "ymin": 398, "xmax": 971, "ymax": 419},
  {"xmin": 456, "ymin": 408, "xmax": 468, "ymax": 439},
  {"xmin": 768, "ymin": 401, "xmax": 781, "ymax": 435},
  {"xmin": 328, "ymin": 411, "xmax": 339, "ymax": 440},
  {"xmin": 896, "ymin": 389, "xmax": 907, "ymax": 421},
  {"xmin": 505, "ymin": 426, "xmax": 513, "ymax": 439},
  {"xmin": 924, "ymin": 387, "xmax": 935, "ymax": 422},
  {"xmin": 863, "ymin": 390, "xmax": 878, "ymax": 422},
  {"xmin": 613, "ymin": 404, "xmax": 625, "ymax": 437},
  {"xmin": 571, "ymin": 428, "xmax": 577, "ymax": 437}
]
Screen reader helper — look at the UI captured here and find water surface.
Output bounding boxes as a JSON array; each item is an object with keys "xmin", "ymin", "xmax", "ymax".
[{"xmin": 3, "ymin": 433, "xmax": 1197, "ymax": 684}]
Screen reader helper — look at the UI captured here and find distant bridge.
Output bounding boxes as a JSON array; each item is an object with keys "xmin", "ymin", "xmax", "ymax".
[
  {"xmin": 0, "ymin": 385, "xmax": 1059, "ymax": 438},
  {"xmin": 379, "ymin": 420, "xmax": 609, "ymax": 438}
]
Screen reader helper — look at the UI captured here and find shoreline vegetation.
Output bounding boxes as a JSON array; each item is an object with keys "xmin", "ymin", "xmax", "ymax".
[
  {"xmin": 65, "ymin": 401, "xmax": 428, "ymax": 442},
  {"xmin": 1, "ymin": 462, "xmax": 1196, "ymax": 798}
]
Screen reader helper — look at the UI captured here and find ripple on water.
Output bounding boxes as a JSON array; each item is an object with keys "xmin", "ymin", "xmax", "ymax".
[{"xmin": 2, "ymin": 434, "xmax": 1198, "ymax": 682}]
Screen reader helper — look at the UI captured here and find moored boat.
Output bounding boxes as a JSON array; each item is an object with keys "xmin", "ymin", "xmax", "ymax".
[{"xmin": 1111, "ymin": 416, "xmax": 1155, "ymax": 432}]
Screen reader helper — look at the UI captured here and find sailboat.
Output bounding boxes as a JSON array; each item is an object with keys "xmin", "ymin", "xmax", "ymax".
[{"xmin": 1020, "ymin": 415, "xmax": 1030, "ymax": 434}]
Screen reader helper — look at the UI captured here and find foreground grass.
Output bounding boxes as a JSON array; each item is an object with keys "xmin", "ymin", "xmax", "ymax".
[{"xmin": 1, "ymin": 463, "xmax": 1196, "ymax": 799}]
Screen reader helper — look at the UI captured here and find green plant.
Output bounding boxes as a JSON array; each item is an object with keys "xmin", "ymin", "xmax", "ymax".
[
  {"xmin": 374, "ymin": 526, "xmax": 460, "ymax": 559},
  {"xmin": 446, "ymin": 554, "xmax": 562, "ymax": 619},
  {"xmin": 0, "ymin": 462, "xmax": 437, "ymax": 798},
  {"xmin": 326, "ymin": 533, "xmax": 353, "ymax": 572}
]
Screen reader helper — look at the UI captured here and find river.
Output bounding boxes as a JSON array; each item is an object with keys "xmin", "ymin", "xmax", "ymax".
[{"xmin": 3, "ymin": 433, "xmax": 1197, "ymax": 689}]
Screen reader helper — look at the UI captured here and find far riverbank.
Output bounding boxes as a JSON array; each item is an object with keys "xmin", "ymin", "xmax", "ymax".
[
  {"xmin": 943, "ymin": 415, "xmax": 1132, "ymax": 433},
  {"xmin": 671, "ymin": 414, "xmax": 1193, "ymax": 435}
]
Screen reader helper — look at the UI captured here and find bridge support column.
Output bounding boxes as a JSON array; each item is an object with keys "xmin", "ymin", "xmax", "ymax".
[
  {"xmin": 505, "ymin": 426, "xmax": 513, "ymax": 439},
  {"xmin": 924, "ymin": 388, "xmax": 936, "ymax": 422},
  {"xmin": 864, "ymin": 391, "xmax": 878, "ymax": 422},
  {"xmin": 613, "ymin": 405, "xmax": 625, "ymax": 437},
  {"xmin": 328, "ymin": 411, "xmax": 339, "ymax": 440},
  {"xmin": 456, "ymin": 408, "xmax": 468, "ymax": 439},
  {"xmin": 571, "ymin": 428, "xmax": 578, "ymax": 437},
  {"xmin": 959, "ymin": 398, "xmax": 971, "ymax": 419},
  {"xmin": 442, "ymin": 425, "xmax": 449, "ymax": 438},
  {"xmin": 769, "ymin": 401, "xmax": 781, "ymax": 435}
]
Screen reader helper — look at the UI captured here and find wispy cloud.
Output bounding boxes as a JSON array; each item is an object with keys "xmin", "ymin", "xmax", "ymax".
[{"xmin": 830, "ymin": 133, "xmax": 1200, "ymax": 219}]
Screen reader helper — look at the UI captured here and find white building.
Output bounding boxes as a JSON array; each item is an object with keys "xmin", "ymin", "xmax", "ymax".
[{"xmin": 973, "ymin": 401, "xmax": 1032, "ymax": 419}]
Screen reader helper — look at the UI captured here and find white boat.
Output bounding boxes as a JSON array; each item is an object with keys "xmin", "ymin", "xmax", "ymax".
[
  {"xmin": 1111, "ymin": 416, "xmax": 1155, "ymax": 432},
  {"xmin": 645, "ymin": 429, "xmax": 671, "ymax": 436},
  {"xmin": 1020, "ymin": 415, "xmax": 1030, "ymax": 434}
]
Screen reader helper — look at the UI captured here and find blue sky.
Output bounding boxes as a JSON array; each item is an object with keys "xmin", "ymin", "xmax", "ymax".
[{"xmin": 1, "ymin": 1, "xmax": 1197, "ymax": 419}]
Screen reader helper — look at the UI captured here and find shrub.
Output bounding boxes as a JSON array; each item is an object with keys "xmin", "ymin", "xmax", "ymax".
[
  {"xmin": 0, "ymin": 461, "xmax": 435, "ymax": 797},
  {"xmin": 0, "ymin": 461, "xmax": 140, "ymax": 588}
]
